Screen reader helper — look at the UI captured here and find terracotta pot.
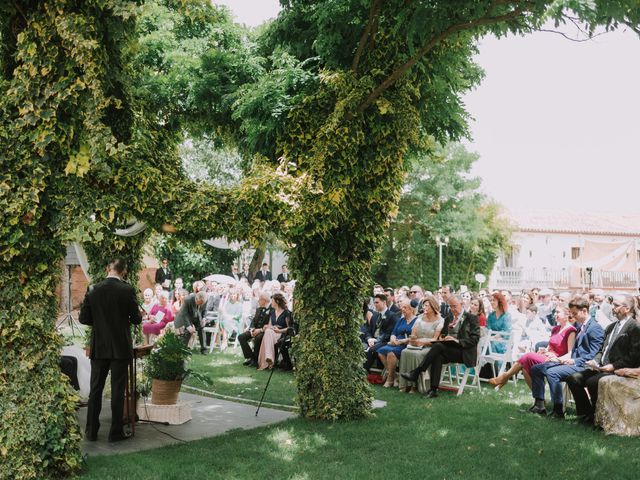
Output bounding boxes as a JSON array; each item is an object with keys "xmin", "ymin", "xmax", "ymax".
[{"xmin": 151, "ymin": 379, "xmax": 182, "ymax": 405}]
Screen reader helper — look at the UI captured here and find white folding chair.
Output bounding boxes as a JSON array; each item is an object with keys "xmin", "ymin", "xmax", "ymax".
[
  {"xmin": 481, "ymin": 329, "xmax": 517, "ymax": 386},
  {"xmin": 202, "ymin": 312, "xmax": 220, "ymax": 353}
]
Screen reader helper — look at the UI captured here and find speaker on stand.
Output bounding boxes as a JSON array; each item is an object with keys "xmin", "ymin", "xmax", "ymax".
[{"xmin": 56, "ymin": 244, "xmax": 82, "ymax": 337}]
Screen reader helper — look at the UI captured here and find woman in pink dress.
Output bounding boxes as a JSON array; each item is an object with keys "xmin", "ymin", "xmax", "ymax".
[
  {"xmin": 489, "ymin": 305, "xmax": 576, "ymax": 390},
  {"xmin": 142, "ymin": 291, "xmax": 174, "ymax": 344},
  {"xmin": 257, "ymin": 293, "xmax": 292, "ymax": 370}
]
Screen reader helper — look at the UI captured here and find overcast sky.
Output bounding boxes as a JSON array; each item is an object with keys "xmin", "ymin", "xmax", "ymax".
[{"xmin": 215, "ymin": 1, "xmax": 640, "ymax": 214}]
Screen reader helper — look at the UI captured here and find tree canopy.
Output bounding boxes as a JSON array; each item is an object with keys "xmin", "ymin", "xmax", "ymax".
[{"xmin": 373, "ymin": 142, "xmax": 512, "ymax": 289}]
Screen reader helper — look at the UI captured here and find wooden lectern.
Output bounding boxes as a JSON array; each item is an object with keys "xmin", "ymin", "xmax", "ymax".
[{"xmin": 124, "ymin": 344, "xmax": 153, "ymax": 436}]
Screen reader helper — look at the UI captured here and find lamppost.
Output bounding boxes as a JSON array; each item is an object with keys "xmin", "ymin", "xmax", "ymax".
[{"xmin": 435, "ymin": 234, "xmax": 449, "ymax": 287}]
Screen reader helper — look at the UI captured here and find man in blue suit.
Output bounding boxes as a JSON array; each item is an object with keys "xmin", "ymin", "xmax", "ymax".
[
  {"xmin": 529, "ymin": 296, "xmax": 605, "ymax": 418},
  {"xmin": 363, "ymin": 293, "xmax": 398, "ymax": 372}
]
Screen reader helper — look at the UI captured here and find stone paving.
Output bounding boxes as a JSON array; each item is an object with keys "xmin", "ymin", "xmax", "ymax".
[{"xmin": 78, "ymin": 392, "xmax": 296, "ymax": 457}]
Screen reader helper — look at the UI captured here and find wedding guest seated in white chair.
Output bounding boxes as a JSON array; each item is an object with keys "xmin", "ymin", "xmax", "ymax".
[{"xmin": 142, "ymin": 291, "xmax": 174, "ymax": 345}]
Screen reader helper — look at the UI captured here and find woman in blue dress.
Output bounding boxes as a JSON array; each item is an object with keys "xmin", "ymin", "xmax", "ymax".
[
  {"xmin": 378, "ymin": 300, "xmax": 418, "ymax": 388},
  {"xmin": 486, "ymin": 292, "xmax": 512, "ymax": 354}
]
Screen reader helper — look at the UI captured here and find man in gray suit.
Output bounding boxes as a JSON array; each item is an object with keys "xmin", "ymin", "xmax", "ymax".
[
  {"xmin": 401, "ymin": 295, "xmax": 480, "ymax": 398},
  {"xmin": 174, "ymin": 291, "xmax": 207, "ymax": 353}
]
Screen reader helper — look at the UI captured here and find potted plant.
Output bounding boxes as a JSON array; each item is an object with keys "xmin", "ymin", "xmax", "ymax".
[{"xmin": 144, "ymin": 330, "xmax": 210, "ymax": 405}]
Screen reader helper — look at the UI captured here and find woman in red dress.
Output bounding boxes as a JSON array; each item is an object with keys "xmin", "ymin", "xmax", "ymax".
[{"xmin": 489, "ymin": 305, "xmax": 576, "ymax": 390}]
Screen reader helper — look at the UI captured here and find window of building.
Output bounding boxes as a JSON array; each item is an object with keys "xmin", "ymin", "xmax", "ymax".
[{"xmin": 571, "ymin": 247, "xmax": 581, "ymax": 260}]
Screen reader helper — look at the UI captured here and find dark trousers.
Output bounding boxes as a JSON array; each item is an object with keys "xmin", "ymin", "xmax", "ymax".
[
  {"xmin": 364, "ymin": 341, "xmax": 387, "ymax": 371},
  {"xmin": 238, "ymin": 331, "xmax": 264, "ymax": 361},
  {"xmin": 416, "ymin": 342, "xmax": 464, "ymax": 390},
  {"xmin": 566, "ymin": 370, "xmax": 610, "ymax": 417},
  {"xmin": 86, "ymin": 358, "xmax": 128, "ymax": 439},
  {"xmin": 181, "ymin": 325, "xmax": 206, "ymax": 353}
]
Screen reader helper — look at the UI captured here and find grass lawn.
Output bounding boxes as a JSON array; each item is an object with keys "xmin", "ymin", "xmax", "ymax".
[{"xmin": 79, "ymin": 350, "xmax": 640, "ymax": 480}]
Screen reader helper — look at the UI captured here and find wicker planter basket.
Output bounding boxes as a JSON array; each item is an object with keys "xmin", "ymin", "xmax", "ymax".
[{"xmin": 151, "ymin": 379, "xmax": 182, "ymax": 405}]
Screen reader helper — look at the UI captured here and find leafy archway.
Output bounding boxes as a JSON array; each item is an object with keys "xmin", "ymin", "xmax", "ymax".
[{"xmin": 1, "ymin": 1, "xmax": 638, "ymax": 477}]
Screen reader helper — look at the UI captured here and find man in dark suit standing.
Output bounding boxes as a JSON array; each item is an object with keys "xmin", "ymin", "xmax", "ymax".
[
  {"xmin": 174, "ymin": 291, "xmax": 207, "ymax": 354},
  {"xmin": 254, "ymin": 262, "xmax": 272, "ymax": 282},
  {"xmin": 565, "ymin": 294, "xmax": 640, "ymax": 425},
  {"xmin": 238, "ymin": 292, "xmax": 272, "ymax": 367},
  {"xmin": 401, "ymin": 294, "xmax": 480, "ymax": 398},
  {"xmin": 276, "ymin": 265, "xmax": 290, "ymax": 283},
  {"xmin": 241, "ymin": 263, "xmax": 252, "ymax": 283},
  {"xmin": 363, "ymin": 293, "xmax": 398, "ymax": 372},
  {"xmin": 79, "ymin": 259, "xmax": 142, "ymax": 442},
  {"xmin": 230, "ymin": 264, "xmax": 242, "ymax": 282},
  {"xmin": 154, "ymin": 258, "xmax": 172, "ymax": 290}
]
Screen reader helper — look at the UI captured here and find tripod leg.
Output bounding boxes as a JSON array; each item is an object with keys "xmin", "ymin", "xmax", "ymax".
[{"xmin": 255, "ymin": 367, "xmax": 276, "ymax": 416}]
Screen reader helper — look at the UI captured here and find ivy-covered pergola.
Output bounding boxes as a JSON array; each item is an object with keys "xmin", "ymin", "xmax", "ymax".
[{"xmin": 1, "ymin": 1, "xmax": 638, "ymax": 478}]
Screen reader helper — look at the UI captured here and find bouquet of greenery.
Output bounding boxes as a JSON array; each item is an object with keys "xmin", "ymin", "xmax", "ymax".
[{"xmin": 144, "ymin": 330, "xmax": 211, "ymax": 385}]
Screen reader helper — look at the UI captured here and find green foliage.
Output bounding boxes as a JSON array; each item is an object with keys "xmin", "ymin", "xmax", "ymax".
[
  {"xmin": 144, "ymin": 330, "xmax": 210, "ymax": 385},
  {"xmin": 372, "ymin": 143, "xmax": 512, "ymax": 290},
  {"xmin": 153, "ymin": 235, "xmax": 237, "ymax": 287},
  {"xmin": 133, "ymin": 0, "xmax": 261, "ymax": 139}
]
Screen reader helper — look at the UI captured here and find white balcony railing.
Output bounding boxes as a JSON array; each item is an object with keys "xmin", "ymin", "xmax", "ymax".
[{"xmin": 491, "ymin": 267, "xmax": 638, "ymax": 291}]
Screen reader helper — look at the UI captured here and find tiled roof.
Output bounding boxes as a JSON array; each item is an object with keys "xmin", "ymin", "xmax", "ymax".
[{"xmin": 505, "ymin": 209, "xmax": 640, "ymax": 236}]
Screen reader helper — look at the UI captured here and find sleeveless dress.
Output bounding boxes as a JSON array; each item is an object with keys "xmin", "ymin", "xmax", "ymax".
[
  {"xmin": 518, "ymin": 324, "xmax": 576, "ymax": 374},
  {"xmin": 398, "ymin": 317, "xmax": 444, "ymax": 390}
]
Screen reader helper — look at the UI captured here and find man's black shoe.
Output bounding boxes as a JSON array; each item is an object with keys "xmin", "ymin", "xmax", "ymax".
[
  {"xmin": 548, "ymin": 411, "xmax": 565, "ymax": 420},
  {"xmin": 426, "ymin": 388, "xmax": 438, "ymax": 398},
  {"xmin": 576, "ymin": 414, "xmax": 594, "ymax": 425},
  {"xmin": 529, "ymin": 405, "xmax": 547, "ymax": 415},
  {"xmin": 85, "ymin": 433, "xmax": 97, "ymax": 442},
  {"xmin": 200, "ymin": 349, "xmax": 208, "ymax": 355},
  {"xmin": 400, "ymin": 369, "xmax": 420, "ymax": 383},
  {"xmin": 108, "ymin": 432, "xmax": 132, "ymax": 443},
  {"xmin": 243, "ymin": 359, "xmax": 254, "ymax": 366}
]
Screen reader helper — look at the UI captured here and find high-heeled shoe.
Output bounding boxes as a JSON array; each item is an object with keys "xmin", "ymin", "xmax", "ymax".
[{"xmin": 488, "ymin": 376, "xmax": 508, "ymax": 390}]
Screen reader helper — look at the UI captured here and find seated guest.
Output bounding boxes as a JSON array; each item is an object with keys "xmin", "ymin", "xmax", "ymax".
[
  {"xmin": 489, "ymin": 305, "xmax": 576, "ymax": 390},
  {"xmin": 486, "ymin": 292, "xmax": 512, "ymax": 354},
  {"xmin": 469, "ymin": 295, "xmax": 486, "ymax": 328},
  {"xmin": 398, "ymin": 295, "xmax": 444, "ymax": 393},
  {"xmin": 385, "ymin": 287, "xmax": 401, "ymax": 315},
  {"xmin": 566, "ymin": 294, "xmax": 640, "ymax": 425},
  {"xmin": 238, "ymin": 292, "xmax": 272, "ymax": 367},
  {"xmin": 377, "ymin": 299, "xmax": 418, "ymax": 388},
  {"xmin": 172, "ymin": 288, "xmax": 187, "ymax": 315},
  {"xmin": 401, "ymin": 294, "xmax": 480, "ymax": 397},
  {"xmin": 257, "ymin": 293, "xmax": 293, "ymax": 370},
  {"xmin": 142, "ymin": 291, "xmax": 174, "ymax": 344},
  {"xmin": 360, "ymin": 299, "xmax": 374, "ymax": 343},
  {"xmin": 528, "ymin": 296, "xmax": 604, "ymax": 418},
  {"xmin": 141, "ymin": 288, "xmax": 156, "ymax": 316},
  {"xmin": 220, "ymin": 290, "xmax": 243, "ymax": 349},
  {"xmin": 363, "ymin": 294, "xmax": 398, "ymax": 372},
  {"xmin": 596, "ymin": 366, "xmax": 640, "ymax": 435},
  {"xmin": 516, "ymin": 304, "xmax": 550, "ymax": 354}
]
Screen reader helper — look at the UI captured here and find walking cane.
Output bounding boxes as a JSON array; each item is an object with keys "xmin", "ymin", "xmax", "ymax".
[{"xmin": 255, "ymin": 366, "xmax": 276, "ymax": 416}]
